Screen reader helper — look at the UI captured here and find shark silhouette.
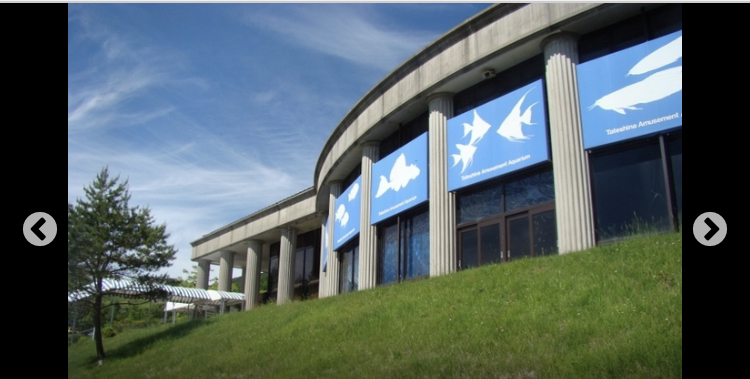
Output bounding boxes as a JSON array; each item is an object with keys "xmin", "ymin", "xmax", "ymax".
[
  {"xmin": 628, "ymin": 36, "xmax": 682, "ymax": 76},
  {"xmin": 591, "ymin": 35, "xmax": 682, "ymax": 114},
  {"xmin": 590, "ymin": 66, "xmax": 681, "ymax": 114}
]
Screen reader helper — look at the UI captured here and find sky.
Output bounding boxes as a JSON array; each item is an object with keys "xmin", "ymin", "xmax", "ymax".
[{"xmin": 68, "ymin": 2, "xmax": 492, "ymax": 285}]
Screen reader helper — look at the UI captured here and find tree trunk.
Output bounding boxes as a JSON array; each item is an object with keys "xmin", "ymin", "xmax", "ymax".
[{"xmin": 94, "ymin": 292, "xmax": 106, "ymax": 360}]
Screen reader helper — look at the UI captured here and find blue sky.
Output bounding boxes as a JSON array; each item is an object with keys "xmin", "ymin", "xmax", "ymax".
[{"xmin": 68, "ymin": 3, "xmax": 491, "ymax": 284}]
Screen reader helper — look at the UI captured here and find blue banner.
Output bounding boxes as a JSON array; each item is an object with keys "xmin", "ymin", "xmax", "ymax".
[
  {"xmin": 447, "ymin": 79, "xmax": 549, "ymax": 192},
  {"xmin": 332, "ymin": 177, "xmax": 361, "ymax": 251},
  {"xmin": 578, "ymin": 30, "xmax": 682, "ymax": 149},
  {"xmin": 370, "ymin": 132, "xmax": 428, "ymax": 224}
]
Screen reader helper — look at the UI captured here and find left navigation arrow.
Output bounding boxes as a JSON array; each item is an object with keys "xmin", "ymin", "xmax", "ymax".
[{"xmin": 31, "ymin": 217, "xmax": 46, "ymax": 240}]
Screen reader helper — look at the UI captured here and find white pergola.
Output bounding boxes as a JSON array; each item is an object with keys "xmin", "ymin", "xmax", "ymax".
[{"xmin": 68, "ymin": 279, "xmax": 246, "ymax": 327}]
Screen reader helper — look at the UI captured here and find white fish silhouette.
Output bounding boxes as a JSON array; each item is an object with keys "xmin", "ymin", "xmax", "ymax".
[
  {"xmin": 497, "ymin": 89, "xmax": 537, "ymax": 142},
  {"xmin": 462, "ymin": 110, "xmax": 492, "ymax": 146},
  {"xmin": 335, "ymin": 204, "xmax": 349, "ymax": 227},
  {"xmin": 375, "ymin": 153, "xmax": 421, "ymax": 198},
  {"xmin": 451, "ymin": 143, "xmax": 477, "ymax": 174},
  {"xmin": 348, "ymin": 183, "xmax": 359, "ymax": 202},
  {"xmin": 589, "ymin": 65, "xmax": 682, "ymax": 115},
  {"xmin": 628, "ymin": 36, "xmax": 682, "ymax": 76},
  {"xmin": 341, "ymin": 212, "xmax": 349, "ymax": 227}
]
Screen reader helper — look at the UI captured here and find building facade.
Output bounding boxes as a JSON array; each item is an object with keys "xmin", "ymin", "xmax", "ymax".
[{"xmin": 190, "ymin": 3, "xmax": 682, "ymax": 309}]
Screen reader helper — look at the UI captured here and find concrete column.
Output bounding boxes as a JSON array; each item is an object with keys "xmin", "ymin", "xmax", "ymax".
[
  {"xmin": 428, "ymin": 93, "xmax": 457, "ymax": 277},
  {"xmin": 326, "ymin": 181, "xmax": 342, "ymax": 297},
  {"xmin": 244, "ymin": 239, "xmax": 263, "ymax": 310},
  {"xmin": 218, "ymin": 251, "xmax": 235, "ymax": 292},
  {"xmin": 239, "ymin": 268, "xmax": 246, "ymax": 294},
  {"xmin": 277, "ymin": 227, "xmax": 297, "ymax": 304},
  {"xmin": 358, "ymin": 142, "xmax": 379, "ymax": 290},
  {"xmin": 196, "ymin": 259, "xmax": 210, "ymax": 290},
  {"xmin": 541, "ymin": 32, "xmax": 595, "ymax": 254}
]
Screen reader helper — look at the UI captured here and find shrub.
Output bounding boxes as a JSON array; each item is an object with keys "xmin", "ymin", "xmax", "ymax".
[{"xmin": 102, "ymin": 326, "xmax": 117, "ymax": 338}]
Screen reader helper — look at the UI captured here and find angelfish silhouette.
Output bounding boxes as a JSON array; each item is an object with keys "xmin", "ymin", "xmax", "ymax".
[
  {"xmin": 497, "ymin": 89, "xmax": 537, "ymax": 142},
  {"xmin": 462, "ymin": 110, "xmax": 492, "ymax": 146},
  {"xmin": 451, "ymin": 143, "xmax": 477, "ymax": 174},
  {"xmin": 375, "ymin": 153, "xmax": 421, "ymax": 198}
]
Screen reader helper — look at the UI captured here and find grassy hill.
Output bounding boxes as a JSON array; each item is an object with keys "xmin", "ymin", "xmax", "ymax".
[{"xmin": 68, "ymin": 232, "xmax": 682, "ymax": 379}]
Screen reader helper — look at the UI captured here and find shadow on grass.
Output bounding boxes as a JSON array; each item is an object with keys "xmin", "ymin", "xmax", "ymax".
[{"xmin": 105, "ymin": 319, "xmax": 216, "ymax": 361}]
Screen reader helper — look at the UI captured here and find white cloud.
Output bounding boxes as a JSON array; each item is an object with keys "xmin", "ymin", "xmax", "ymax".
[{"xmin": 242, "ymin": 4, "xmax": 433, "ymax": 72}]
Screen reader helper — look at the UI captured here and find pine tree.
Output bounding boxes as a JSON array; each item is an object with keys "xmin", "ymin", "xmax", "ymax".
[{"xmin": 68, "ymin": 167, "xmax": 177, "ymax": 361}]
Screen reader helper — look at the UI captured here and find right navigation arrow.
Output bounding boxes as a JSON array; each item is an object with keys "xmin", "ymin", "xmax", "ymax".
[{"xmin": 704, "ymin": 217, "xmax": 719, "ymax": 241}]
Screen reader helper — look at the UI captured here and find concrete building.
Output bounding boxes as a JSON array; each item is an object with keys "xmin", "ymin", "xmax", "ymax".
[{"xmin": 190, "ymin": 3, "xmax": 682, "ymax": 309}]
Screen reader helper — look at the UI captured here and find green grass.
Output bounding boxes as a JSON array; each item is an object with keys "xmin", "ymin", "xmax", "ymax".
[{"xmin": 69, "ymin": 232, "xmax": 682, "ymax": 379}]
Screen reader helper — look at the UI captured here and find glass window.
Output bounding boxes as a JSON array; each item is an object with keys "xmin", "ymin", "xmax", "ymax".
[
  {"xmin": 532, "ymin": 210, "xmax": 557, "ymax": 256},
  {"xmin": 460, "ymin": 229, "xmax": 478, "ymax": 269},
  {"xmin": 268, "ymin": 256, "xmax": 279, "ymax": 292},
  {"xmin": 339, "ymin": 243, "xmax": 359, "ymax": 293},
  {"xmin": 380, "ymin": 223, "xmax": 399, "ymax": 285},
  {"xmin": 456, "ymin": 181, "xmax": 503, "ymax": 225},
  {"xmin": 508, "ymin": 216, "xmax": 531, "ymax": 260},
  {"xmin": 505, "ymin": 170, "xmax": 555, "ymax": 212},
  {"xmin": 480, "ymin": 224, "xmax": 502, "ymax": 264},
  {"xmin": 402, "ymin": 210, "xmax": 429, "ymax": 280},
  {"xmin": 378, "ymin": 207, "xmax": 430, "ymax": 284},
  {"xmin": 340, "ymin": 248, "xmax": 351, "ymax": 294},
  {"xmin": 295, "ymin": 246, "xmax": 316, "ymax": 286},
  {"xmin": 591, "ymin": 139, "xmax": 671, "ymax": 241},
  {"xmin": 294, "ymin": 248, "xmax": 305, "ymax": 285}
]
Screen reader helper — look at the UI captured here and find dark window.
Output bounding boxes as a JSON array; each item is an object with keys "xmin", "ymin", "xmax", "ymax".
[
  {"xmin": 339, "ymin": 241, "xmax": 359, "ymax": 293},
  {"xmin": 578, "ymin": 4, "xmax": 682, "ymax": 64},
  {"xmin": 378, "ymin": 206, "xmax": 429, "ymax": 285},
  {"xmin": 379, "ymin": 112, "xmax": 429, "ymax": 158},
  {"xmin": 459, "ymin": 228, "xmax": 478, "ymax": 269},
  {"xmin": 507, "ymin": 214, "xmax": 531, "ymax": 260},
  {"xmin": 532, "ymin": 210, "xmax": 557, "ymax": 256},
  {"xmin": 479, "ymin": 224, "xmax": 502, "ymax": 264},
  {"xmin": 266, "ymin": 242, "xmax": 281, "ymax": 302},
  {"xmin": 342, "ymin": 164, "xmax": 362, "ymax": 192},
  {"xmin": 590, "ymin": 137, "xmax": 673, "ymax": 241},
  {"xmin": 294, "ymin": 229, "xmax": 320, "ymax": 300}
]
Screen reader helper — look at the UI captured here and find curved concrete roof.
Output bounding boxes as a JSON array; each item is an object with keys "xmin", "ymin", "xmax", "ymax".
[{"xmin": 312, "ymin": 3, "xmax": 629, "ymax": 205}]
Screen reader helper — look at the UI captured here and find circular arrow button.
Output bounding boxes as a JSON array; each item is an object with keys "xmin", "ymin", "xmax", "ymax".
[
  {"xmin": 23, "ymin": 212, "xmax": 57, "ymax": 246},
  {"xmin": 693, "ymin": 212, "xmax": 727, "ymax": 246}
]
